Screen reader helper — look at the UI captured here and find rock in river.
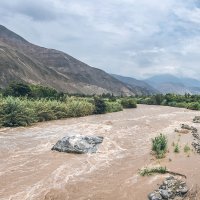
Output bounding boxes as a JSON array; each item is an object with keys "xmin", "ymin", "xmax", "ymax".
[
  {"xmin": 193, "ymin": 116, "xmax": 200, "ymax": 123},
  {"xmin": 51, "ymin": 134, "xmax": 104, "ymax": 154}
]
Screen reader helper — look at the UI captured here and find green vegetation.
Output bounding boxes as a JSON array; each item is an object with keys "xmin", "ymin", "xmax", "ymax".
[
  {"xmin": 93, "ymin": 97, "xmax": 107, "ymax": 114},
  {"xmin": 139, "ymin": 166, "xmax": 167, "ymax": 176},
  {"xmin": 152, "ymin": 134, "xmax": 168, "ymax": 158},
  {"xmin": 184, "ymin": 144, "xmax": 190, "ymax": 153},
  {"xmin": 174, "ymin": 143, "xmax": 180, "ymax": 153},
  {"xmin": 120, "ymin": 98, "xmax": 137, "ymax": 108},
  {"xmin": 136, "ymin": 93, "xmax": 200, "ymax": 111},
  {"xmin": 105, "ymin": 101, "xmax": 123, "ymax": 113},
  {"xmin": 0, "ymin": 82, "xmax": 137, "ymax": 127},
  {"xmin": 0, "ymin": 97, "xmax": 94, "ymax": 127}
]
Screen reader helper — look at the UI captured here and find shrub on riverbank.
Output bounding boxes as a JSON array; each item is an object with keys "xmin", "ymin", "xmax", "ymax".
[
  {"xmin": 136, "ymin": 93, "xmax": 200, "ymax": 111},
  {"xmin": 93, "ymin": 97, "xmax": 107, "ymax": 114},
  {"xmin": 152, "ymin": 134, "xmax": 168, "ymax": 158},
  {"xmin": 105, "ymin": 101, "xmax": 123, "ymax": 113},
  {"xmin": 0, "ymin": 83, "xmax": 139, "ymax": 127},
  {"xmin": 120, "ymin": 98, "xmax": 137, "ymax": 108},
  {"xmin": 139, "ymin": 166, "xmax": 167, "ymax": 176},
  {"xmin": 0, "ymin": 97, "xmax": 37, "ymax": 127},
  {"xmin": 0, "ymin": 97, "xmax": 95, "ymax": 127}
]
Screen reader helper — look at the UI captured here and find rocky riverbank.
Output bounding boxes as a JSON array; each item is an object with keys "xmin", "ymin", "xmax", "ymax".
[{"xmin": 148, "ymin": 176, "xmax": 188, "ymax": 200}]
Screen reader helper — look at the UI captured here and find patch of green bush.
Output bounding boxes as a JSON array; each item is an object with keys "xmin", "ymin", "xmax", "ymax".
[
  {"xmin": 187, "ymin": 102, "xmax": 200, "ymax": 110},
  {"xmin": 0, "ymin": 97, "xmax": 95, "ymax": 127},
  {"xmin": 93, "ymin": 97, "xmax": 107, "ymax": 114},
  {"xmin": 136, "ymin": 93, "xmax": 200, "ymax": 111},
  {"xmin": 0, "ymin": 97, "xmax": 37, "ymax": 127},
  {"xmin": 105, "ymin": 101, "xmax": 123, "ymax": 113},
  {"xmin": 3, "ymin": 82, "xmax": 32, "ymax": 97},
  {"xmin": 121, "ymin": 98, "xmax": 137, "ymax": 108},
  {"xmin": 175, "ymin": 102, "xmax": 188, "ymax": 108},
  {"xmin": 152, "ymin": 134, "xmax": 168, "ymax": 158},
  {"xmin": 174, "ymin": 143, "xmax": 180, "ymax": 153},
  {"xmin": 139, "ymin": 166, "xmax": 167, "ymax": 176}
]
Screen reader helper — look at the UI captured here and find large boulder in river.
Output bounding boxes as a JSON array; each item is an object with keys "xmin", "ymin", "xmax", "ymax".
[{"xmin": 51, "ymin": 135, "xmax": 104, "ymax": 154}]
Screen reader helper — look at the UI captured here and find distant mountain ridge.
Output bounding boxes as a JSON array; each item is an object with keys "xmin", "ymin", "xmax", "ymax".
[
  {"xmin": 144, "ymin": 74, "xmax": 200, "ymax": 94},
  {"xmin": 110, "ymin": 74, "xmax": 158, "ymax": 95}
]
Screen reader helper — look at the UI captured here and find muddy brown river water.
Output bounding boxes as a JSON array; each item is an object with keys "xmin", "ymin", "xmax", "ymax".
[{"xmin": 0, "ymin": 105, "xmax": 200, "ymax": 200}]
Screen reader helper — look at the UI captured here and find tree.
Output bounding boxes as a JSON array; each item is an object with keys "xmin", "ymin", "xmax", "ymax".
[{"xmin": 3, "ymin": 82, "xmax": 31, "ymax": 97}]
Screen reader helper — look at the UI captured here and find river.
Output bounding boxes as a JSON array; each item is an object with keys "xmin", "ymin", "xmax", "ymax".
[{"xmin": 0, "ymin": 105, "xmax": 200, "ymax": 200}]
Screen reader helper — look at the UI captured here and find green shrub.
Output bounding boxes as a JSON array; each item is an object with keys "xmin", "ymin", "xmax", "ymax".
[
  {"xmin": 174, "ymin": 144, "xmax": 180, "ymax": 153},
  {"xmin": 0, "ymin": 97, "xmax": 36, "ymax": 127},
  {"xmin": 152, "ymin": 134, "xmax": 167, "ymax": 158},
  {"xmin": 121, "ymin": 98, "xmax": 137, "ymax": 108},
  {"xmin": 105, "ymin": 101, "xmax": 123, "ymax": 113},
  {"xmin": 93, "ymin": 97, "xmax": 107, "ymax": 114},
  {"xmin": 168, "ymin": 101, "xmax": 177, "ymax": 107},
  {"xmin": 135, "ymin": 94, "xmax": 200, "ymax": 111},
  {"xmin": 187, "ymin": 102, "xmax": 200, "ymax": 110},
  {"xmin": 0, "ymin": 96, "xmax": 95, "ymax": 127},
  {"xmin": 65, "ymin": 99, "xmax": 95, "ymax": 117},
  {"xmin": 139, "ymin": 166, "xmax": 167, "ymax": 176},
  {"xmin": 3, "ymin": 82, "xmax": 32, "ymax": 97},
  {"xmin": 175, "ymin": 102, "xmax": 188, "ymax": 108}
]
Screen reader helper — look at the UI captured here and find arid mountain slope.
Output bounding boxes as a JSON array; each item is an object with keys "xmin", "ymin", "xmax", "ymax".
[{"xmin": 0, "ymin": 25, "xmax": 135, "ymax": 95}]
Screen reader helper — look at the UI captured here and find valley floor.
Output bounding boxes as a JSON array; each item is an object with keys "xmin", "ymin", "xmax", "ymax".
[{"xmin": 0, "ymin": 105, "xmax": 200, "ymax": 200}]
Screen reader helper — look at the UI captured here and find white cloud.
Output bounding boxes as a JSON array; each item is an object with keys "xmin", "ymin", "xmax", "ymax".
[{"xmin": 0, "ymin": 0, "xmax": 200, "ymax": 79}]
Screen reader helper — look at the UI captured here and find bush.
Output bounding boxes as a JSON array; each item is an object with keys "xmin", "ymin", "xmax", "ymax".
[
  {"xmin": 3, "ymin": 82, "xmax": 32, "ymax": 97},
  {"xmin": 64, "ymin": 99, "xmax": 95, "ymax": 117},
  {"xmin": 93, "ymin": 97, "xmax": 107, "ymax": 114},
  {"xmin": 139, "ymin": 166, "xmax": 167, "ymax": 176},
  {"xmin": 0, "ymin": 97, "xmax": 36, "ymax": 127},
  {"xmin": 175, "ymin": 102, "xmax": 188, "ymax": 108},
  {"xmin": 168, "ymin": 101, "xmax": 177, "ymax": 107},
  {"xmin": 0, "ymin": 96, "xmax": 95, "ymax": 127},
  {"xmin": 105, "ymin": 101, "xmax": 123, "ymax": 113},
  {"xmin": 174, "ymin": 144, "xmax": 180, "ymax": 153},
  {"xmin": 187, "ymin": 102, "xmax": 200, "ymax": 110},
  {"xmin": 121, "ymin": 98, "xmax": 137, "ymax": 108},
  {"xmin": 152, "ymin": 134, "xmax": 167, "ymax": 158}
]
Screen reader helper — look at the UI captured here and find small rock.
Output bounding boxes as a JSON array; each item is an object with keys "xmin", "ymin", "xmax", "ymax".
[
  {"xmin": 180, "ymin": 186, "xmax": 188, "ymax": 195},
  {"xmin": 160, "ymin": 189, "xmax": 173, "ymax": 199},
  {"xmin": 148, "ymin": 192, "xmax": 162, "ymax": 200},
  {"xmin": 181, "ymin": 124, "xmax": 197, "ymax": 133},
  {"xmin": 166, "ymin": 176, "xmax": 174, "ymax": 181},
  {"xmin": 193, "ymin": 116, "xmax": 200, "ymax": 123}
]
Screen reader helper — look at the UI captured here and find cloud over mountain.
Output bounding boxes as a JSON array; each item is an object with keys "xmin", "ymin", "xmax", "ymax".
[{"xmin": 0, "ymin": 0, "xmax": 200, "ymax": 79}]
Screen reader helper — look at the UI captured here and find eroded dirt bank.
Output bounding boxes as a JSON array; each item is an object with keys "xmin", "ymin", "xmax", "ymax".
[{"xmin": 0, "ymin": 105, "xmax": 200, "ymax": 200}]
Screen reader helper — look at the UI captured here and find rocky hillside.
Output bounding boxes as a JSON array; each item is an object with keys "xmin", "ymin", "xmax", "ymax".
[{"xmin": 0, "ymin": 25, "xmax": 137, "ymax": 96}]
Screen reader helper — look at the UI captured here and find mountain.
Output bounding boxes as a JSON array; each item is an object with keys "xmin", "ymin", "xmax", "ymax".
[
  {"xmin": 110, "ymin": 74, "xmax": 158, "ymax": 95},
  {"xmin": 0, "ymin": 25, "xmax": 138, "ymax": 96},
  {"xmin": 145, "ymin": 74, "xmax": 200, "ymax": 94}
]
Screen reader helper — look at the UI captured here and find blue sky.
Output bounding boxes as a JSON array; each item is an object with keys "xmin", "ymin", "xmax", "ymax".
[{"xmin": 0, "ymin": 0, "xmax": 200, "ymax": 79}]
